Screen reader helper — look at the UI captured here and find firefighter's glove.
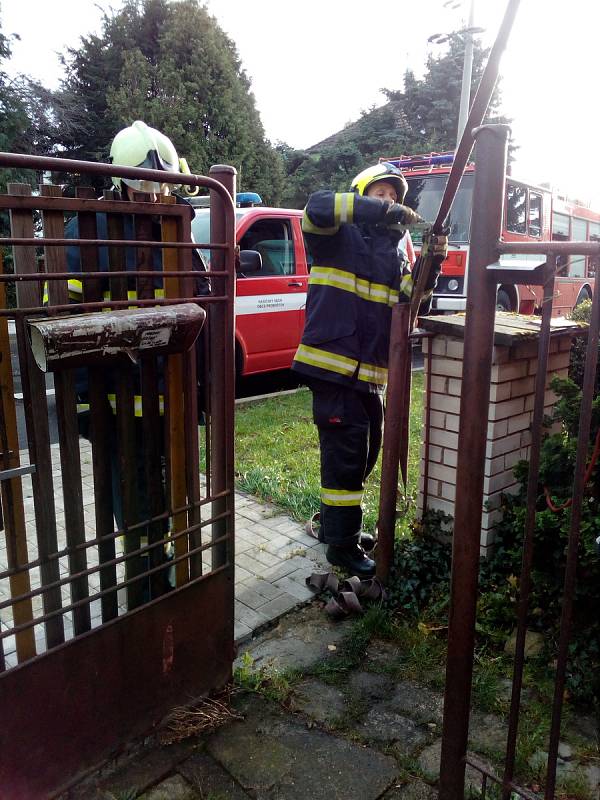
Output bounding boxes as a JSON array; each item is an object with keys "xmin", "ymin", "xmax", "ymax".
[
  {"xmin": 382, "ymin": 203, "xmax": 423, "ymax": 227},
  {"xmin": 420, "ymin": 229, "xmax": 448, "ymax": 267}
]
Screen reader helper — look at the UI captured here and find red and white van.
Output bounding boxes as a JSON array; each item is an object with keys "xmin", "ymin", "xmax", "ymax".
[{"xmin": 192, "ymin": 204, "xmax": 309, "ymax": 377}]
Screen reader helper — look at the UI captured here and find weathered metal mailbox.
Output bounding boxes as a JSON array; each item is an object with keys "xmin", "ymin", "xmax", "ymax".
[{"xmin": 28, "ymin": 302, "xmax": 206, "ymax": 371}]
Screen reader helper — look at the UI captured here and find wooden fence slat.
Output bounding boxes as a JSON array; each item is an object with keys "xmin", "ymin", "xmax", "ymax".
[
  {"xmin": 136, "ymin": 211, "xmax": 169, "ymax": 601},
  {"xmin": 76, "ymin": 187, "xmax": 118, "ymax": 622},
  {"xmin": 176, "ymin": 210, "xmax": 202, "ymax": 578},
  {"xmin": 162, "ymin": 202, "xmax": 189, "ymax": 586},
  {"xmin": 41, "ymin": 185, "xmax": 91, "ymax": 635},
  {"xmin": 8, "ymin": 183, "xmax": 64, "ymax": 648},
  {"xmin": 0, "ymin": 259, "xmax": 35, "ymax": 663},
  {"xmin": 103, "ymin": 198, "xmax": 141, "ymax": 607}
]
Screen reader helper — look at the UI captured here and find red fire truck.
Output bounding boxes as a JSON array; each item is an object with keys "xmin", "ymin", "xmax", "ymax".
[
  {"xmin": 384, "ymin": 152, "xmax": 600, "ymax": 316},
  {"xmin": 191, "ymin": 196, "xmax": 308, "ymax": 377}
]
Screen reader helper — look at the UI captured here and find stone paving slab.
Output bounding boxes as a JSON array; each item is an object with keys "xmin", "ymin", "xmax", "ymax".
[
  {"xmin": 235, "ymin": 605, "xmax": 351, "ymax": 672},
  {"xmin": 357, "ymin": 707, "xmax": 429, "ymax": 751},
  {"xmin": 0, "ymin": 440, "xmax": 328, "ymax": 666},
  {"xmin": 206, "ymin": 695, "xmax": 399, "ymax": 800},
  {"xmin": 176, "ymin": 750, "xmax": 252, "ymax": 799},
  {"xmin": 56, "ymin": 612, "xmax": 600, "ymax": 800}
]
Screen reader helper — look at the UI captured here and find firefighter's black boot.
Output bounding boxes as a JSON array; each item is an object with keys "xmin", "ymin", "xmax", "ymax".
[
  {"xmin": 325, "ymin": 543, "xmax": 376, "ymax": 577},
  {"xmin": 308, "ymin": 513, "xmax": 376, "ymax": 552},
  {"xmin": 359, "ymin": 533, "xmax": 376, "ymax": 552}
]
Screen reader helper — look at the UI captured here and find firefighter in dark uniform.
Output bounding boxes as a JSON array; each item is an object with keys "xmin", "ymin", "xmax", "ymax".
[
  {"xmin": 292, "ymin": 162, "xmax": 448, "ymax": 576},
  {"xmin": 55, "ymin": 121, "xmax": 208, "ymax": 599}
]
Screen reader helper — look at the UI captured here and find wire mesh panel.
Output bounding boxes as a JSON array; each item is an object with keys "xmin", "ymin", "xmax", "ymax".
[{"xmin": 0, "ymin": 154, "xmax": 236, "ymax": 798}]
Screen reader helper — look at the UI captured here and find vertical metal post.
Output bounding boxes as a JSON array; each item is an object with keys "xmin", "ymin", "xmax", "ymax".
[
  {"xmin": 0, "ymin": 255, "xmax": 35, "ymax": 663},
  {"xmin": 208, "ymin": 167, "xmax": 236, "ymax": 570},
  {"xmin": 77, "ymin": 187, "xmax": 118, "ymax": 621},
  {"xmin": 544, "ymin": 270, "xmax": 600, "ymax": 800},
  {"xmin": 41, "ymin": 184, "xmax": 91, "ymax": 635},
  {"xmin": 376, "ymin": 303, "xmax": 411, "ymax": 582},
  {"xmin": 9, "ymin": 183, "xmax": 64, "ymax": 648},
  {"xmin": 438, "ymin": 124, "xmax": 510, "ymax": 800},
  {"xmin": 502, "ymin": 259, "xmax": 556, "ymax": 797}
]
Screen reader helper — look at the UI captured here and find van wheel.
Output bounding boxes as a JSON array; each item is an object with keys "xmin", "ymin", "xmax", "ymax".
[{"xmin": 496, "ymin": 289, "xmax": 512, "ymax": 312}]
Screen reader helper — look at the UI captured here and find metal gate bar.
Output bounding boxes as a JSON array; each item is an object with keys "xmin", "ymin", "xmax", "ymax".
[
  {"xmin": 41, "ymin": 182, "xmax": 92, "ymax": 635},
  {"xmin": 0, "ymin": 264, "xmax": 36, "ymax": 665},
  {"xmin": 438, "ymin": 125, "xmax": 600, "ymax": 799},
  {"xmin": 502, "ymin": 256, "xmax": 557, "ymax": 797},
  {"xmin": 10, "ymin": 182, "xmax": 65, "ymax": 648},
  {"xmin": 438, "ymin": 125, "xmax": 509, "ymax": 799},
  {"xmin": 0, "ymin": 151, "xmax": 236, "ymax": 796},
  {"xmin": 543, "ymin": 255, "xmax": 600, "ymax": 799},
  {"xmin": 0, "ymin": 188, "xmax": 232, "ymax": 632}
]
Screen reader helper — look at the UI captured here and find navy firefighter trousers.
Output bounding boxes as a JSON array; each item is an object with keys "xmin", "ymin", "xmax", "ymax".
[{"xmin": 309, "ymin": 378, "xmax": 384, "ymax": 547}]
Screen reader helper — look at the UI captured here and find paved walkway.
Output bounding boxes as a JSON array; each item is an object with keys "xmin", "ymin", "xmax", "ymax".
[
  {"xmin": 229, "ymin": 491, "xmax": 327, "ymax": 641},
  {"xmin": 61, "ymin": 605, "xmax": 600, "ymax": 799},
  {"xmin": 0, "ymin": 439, "xmax": 328, "ymax": 668}
]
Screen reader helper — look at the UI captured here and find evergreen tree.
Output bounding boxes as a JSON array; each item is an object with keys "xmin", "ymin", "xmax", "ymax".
[
  {"xmin": 0, "ymin": 15, "xmax": 82, "ymax": 189},
  {"xmin": 58, "ymin": 0, "xmax": 284, "ymax": 203},
  {"xmin": 0, "ymin": 24, "xmax": 34, "ymax": 189},
  {"xmin": 397, "ymin": 32, "xmax": 508, "ymax": 153},
  {"xmin": 0, "ymin": 19, "xmax": 40, "ymax": 246},
  {"xmin": 281, "ymin": 32, "xmax": 511, "ymax": 208}
]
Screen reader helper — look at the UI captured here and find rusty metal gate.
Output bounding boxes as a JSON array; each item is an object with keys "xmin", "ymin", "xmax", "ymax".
[
  {"xmin": 438, "ymin": 125, "xmax": 600, "ymax": 798},
  {"xmin": 0, "ymin": 153, "xmax": 237, "ymax": 798}
]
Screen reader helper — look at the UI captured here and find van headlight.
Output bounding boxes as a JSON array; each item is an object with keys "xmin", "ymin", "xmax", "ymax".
[{"xmin": 447, "ymin": 279, "xmax": 459, "ymax": 291}]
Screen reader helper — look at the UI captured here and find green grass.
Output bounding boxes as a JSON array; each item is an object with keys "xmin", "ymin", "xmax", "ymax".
[
  {"xmin": 234, "ymin": 373, "xmax": 424, "ymax": 532},
  {"xmin": 233, "ymin": 651, "xmax": 299, "ymax": 703}
]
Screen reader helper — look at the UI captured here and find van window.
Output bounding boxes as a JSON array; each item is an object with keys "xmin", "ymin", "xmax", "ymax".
[
  {"xmin": 570, "ymin": 217, "xmax": 587, "ymax": 277},
  {"xmin": 191, "ymin": 209, "xmax": 246, "ymax": 264},
  {"xmin": 506, "ymin": 184, "xmax": 527, "ymax": 234},
  {"xmin": 589, "ymin": 222, "xmax": 600, "ymax": 278},
  {"xmin": 528, "ymin": 192, "xmax": 542, "ymax": 237},
  {"xmin": 552, "ymin": 212, "xmax": 570, "ymax": 275},
  {"xmin": 239, "ymin": 219, "xmax": 296, "ymax": 276}
]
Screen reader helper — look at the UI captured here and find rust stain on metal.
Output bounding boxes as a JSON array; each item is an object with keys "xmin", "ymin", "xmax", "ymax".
[{"xmin": 162, "ymin": 622, "xmax": 175, "ymax": 676}]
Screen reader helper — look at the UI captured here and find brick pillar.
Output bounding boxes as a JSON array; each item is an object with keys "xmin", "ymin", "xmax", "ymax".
[{"xmin": 418, "ymin": 332, "xmax": 574, "ymax": 554}]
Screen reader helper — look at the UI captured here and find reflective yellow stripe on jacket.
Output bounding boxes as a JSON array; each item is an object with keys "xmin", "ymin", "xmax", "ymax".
[
  {"xmin": 43, "ymin": 282, "xmax": 166, "ymax": 305},
  {"xmin": 309, "ymin": 266, "xmax": 406, "ymax": 307},
  {"xmin": 302, "ymin": 193, "xmax": 355, "ymax": 236},
  {"xmin": 320, "ymin": 487, "xmax": 363, "ymax": 507},
  {"xmin": 400, "ymin": 273, "xmax": 413, "ymax": 298},
  {"xmin": 294, "ymin": 346, "xmax": 387, "ymax": 386},
  {"xmin": 42, "ymin": 278, "xmax": 83, "ymax": 304},
  {"xmin": 107, "ymin": 394, "xmax": 165, "ymax": 417},
  {"xmin": 357, "ymin": 363, "xmax": 388, "ymax": 385},
  {"xmin": 78, "ymin": 396, "xmax": 165, "ymax": 417},
  {"xmin": 294, "ymin": 344, "xmax": 358, "ymax": 377}
]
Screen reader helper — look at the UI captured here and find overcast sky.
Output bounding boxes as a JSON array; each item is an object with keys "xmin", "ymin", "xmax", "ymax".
[{"xmin": 2, "ymin": 0, "xmax": 600, "ymax": 205}]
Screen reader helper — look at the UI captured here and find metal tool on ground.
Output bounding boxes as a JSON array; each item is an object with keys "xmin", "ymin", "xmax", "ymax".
[{"xmin": 376, "ymin": 0, "xmax": 522, "ymax": 583}]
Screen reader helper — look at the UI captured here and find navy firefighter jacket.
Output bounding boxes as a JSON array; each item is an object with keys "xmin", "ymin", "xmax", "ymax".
[{"xmin": 292, "ymin": 190, "xmax": 414, "ymax": 393}]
